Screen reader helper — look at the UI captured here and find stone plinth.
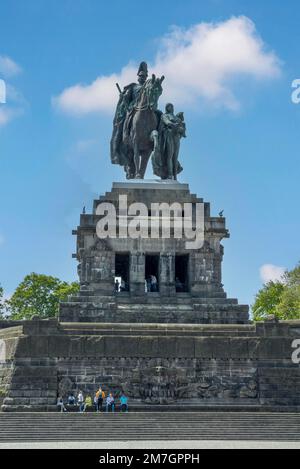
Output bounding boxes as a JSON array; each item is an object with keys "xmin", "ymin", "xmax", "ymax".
[
  {"xmin": 60, "ymin": 181, "xmax": 248, "ymax": 324},
  {"xmin": 1, "ymin": 318, "xmax": 300, "ymax": 411}
]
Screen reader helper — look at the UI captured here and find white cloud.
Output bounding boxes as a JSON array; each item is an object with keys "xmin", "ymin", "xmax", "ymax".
[
  {"xmin": 53, "ymin": 16, "xmax": 281, "ymax": 115},
  {"xmin": 0, "ymin": 107, "xmax": 23, "ymax": 127},
  {"xmin": 0, "ymin": 55, "xmax": 22, "ymax": 78},
  {"xmin": 260, "ymin": 264, "xmax": 286, "ymax": 284},
  {"xmin": 53, "ymin": 64, "xmax": 137, "ymax": 115}
]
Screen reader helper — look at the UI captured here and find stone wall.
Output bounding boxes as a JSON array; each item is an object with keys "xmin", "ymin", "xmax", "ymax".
[
  {"xmin": 56, "ymin": 357, "xmax": 258, "ymax": 406},
  {"xmin": 1, "ymin": 319, "xmax": 300, "ymax": 411}
]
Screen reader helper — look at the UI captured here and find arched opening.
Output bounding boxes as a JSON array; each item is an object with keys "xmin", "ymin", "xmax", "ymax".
[
  {"xmin": 175, "ymin": 254, "xmax": 189, "ymax": 292},
  {"xmin": 145, "ymin": 254, "xmax": 160, "ymax": 292},
  {"xmin": 115, "ymin": 253, "xmax": 130, "ymax": 292}
]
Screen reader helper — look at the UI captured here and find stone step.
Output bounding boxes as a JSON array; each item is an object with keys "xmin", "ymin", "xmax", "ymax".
[
  {"xmin": 67, "ymin": 294, "xmax": 233, "ymax": 304},
  {"xmin": 66, "ymin": 297, "xmax": 116, "ymax": 304},
  {"xmin": 64, "ymin": 299, "xmax": 243, "ymax": 309},
  {"xmin": 117, "ymin": 304, "xmax": 194, "ymax": 311},
  {"xmin": 193, "ymin": 304, "xmax": 249, "ymax": 312},
  {"xmin": 0, "ymin": 412, "xmax": 300, "ymax": 441},
  {"xmin": 59, "ymin": 322, "xmax": 256, "ymax": 336}
]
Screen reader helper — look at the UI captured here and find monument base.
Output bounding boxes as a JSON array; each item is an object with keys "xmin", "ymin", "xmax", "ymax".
[
  {"xmin": 60, "ymin": 181, "xmax": 249, "ymax": 324},
  {"xmin": 1, "ymin": 318, "xmax": 300, "ymax": 412},
  {"xmin": 2, "ymin": 182, "xmax": 297, "ymax": 412}
]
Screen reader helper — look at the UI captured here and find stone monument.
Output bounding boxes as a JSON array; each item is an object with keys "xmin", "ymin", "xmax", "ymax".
[
  {"xmin": 62, "ymin": 61, "xmax": 248, "ymax": 323},
  {"xmin": 0, "ymin": 62, "xmax": 299, "ymax": 412},
  {"xmin": 60, "ymin": 180, "xmax": 248, "ymax": 324}
]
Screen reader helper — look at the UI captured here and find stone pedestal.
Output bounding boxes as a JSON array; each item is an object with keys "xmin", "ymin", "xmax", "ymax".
[
  {"xmin": 3, "ymin": 47, "xmax": 300, "ymax": 414},
  {"xmin": 60, "ymin": 180, "xmax": 248, "ymax": 324},
  {"xmin": 3, "ymin": 180, "xmax": 279, "ymax": 413},
  {"xmin": 1, "ymin": 318, "xmax": 300, "ymax": 411}
]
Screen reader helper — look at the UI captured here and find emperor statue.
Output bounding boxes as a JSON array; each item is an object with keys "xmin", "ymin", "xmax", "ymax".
[{"xmin": 110, "ymin": 61, "xmax": 186, "ymax": 180}]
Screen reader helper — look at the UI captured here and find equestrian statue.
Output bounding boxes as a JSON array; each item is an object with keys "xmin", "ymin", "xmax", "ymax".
[{"xmin": 110, "ymin": 62, "xmax": 186, "ymax": 180}]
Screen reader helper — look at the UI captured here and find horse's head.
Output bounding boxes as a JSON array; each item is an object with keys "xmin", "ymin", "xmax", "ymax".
[{"xmin": 144, "ymin": 74, "xmax": 165, "ymax": 110}]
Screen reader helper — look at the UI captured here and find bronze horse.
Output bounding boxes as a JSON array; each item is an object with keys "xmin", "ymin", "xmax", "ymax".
[{"xmin": 128, "ymin": 74, "xmax": 164, "ymax": 179}]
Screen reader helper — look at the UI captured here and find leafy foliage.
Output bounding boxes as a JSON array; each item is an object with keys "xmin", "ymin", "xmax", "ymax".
[
  {"xmin": 7, "ymin": 273, "xmax": 79, "ymax": 320},
  {"xmin": 253, "ymin": 263, "xmax": 300, "ymax": 320},
  {"xmin": 0, "ymin": 284, "xmax": 6, "ymax": 319}
]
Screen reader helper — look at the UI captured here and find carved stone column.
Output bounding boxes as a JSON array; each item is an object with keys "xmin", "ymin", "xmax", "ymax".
[
  {"xmin": 159, "ymin": 252, "xmax": 175, "ymax": 296},
  {"xmin": 130, "ymin": 252, "xmax": 145, "ymax": 296}
]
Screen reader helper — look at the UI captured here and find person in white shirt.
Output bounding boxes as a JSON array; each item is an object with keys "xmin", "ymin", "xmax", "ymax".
[
  {"xmin": 106, "ymin": 393, "xmax": 115, "ymax": 412},
  {"xmin": 77, "ymin": 390, "xmax": 84, "ymax": 412},
  {"xmin": 57, "ymin": 396, "xmax": 67, "ymax": 413}
]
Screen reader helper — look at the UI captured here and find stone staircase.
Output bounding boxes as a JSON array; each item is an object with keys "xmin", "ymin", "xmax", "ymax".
[
  {"xmin": 0, "ymin": 412, "xmax": 300, "ymax": 442},
  {"xmin": 60, "ymin": 292, "xmax": 249, "ymax": 324}
]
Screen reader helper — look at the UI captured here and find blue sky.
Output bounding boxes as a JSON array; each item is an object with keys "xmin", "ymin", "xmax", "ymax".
[{"xmin": 0, "ymin": 0, "xmax": 299, "ymax": 309}]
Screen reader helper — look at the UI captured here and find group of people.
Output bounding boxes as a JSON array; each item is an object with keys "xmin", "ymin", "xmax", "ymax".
[
  {"xmin": 145, "ymin": 275, "xmax": 158, "ymax": 292},
  {"xmin": 114, "ymin": 275, "xmax": 159, "ymax": 293},
  {"xmin": 57, "ymin": 388, "xmax": 129, "ymax": 413},
  {"xmin": 114, "ymin": 274, "xmax": 185, "ymax": 294}
]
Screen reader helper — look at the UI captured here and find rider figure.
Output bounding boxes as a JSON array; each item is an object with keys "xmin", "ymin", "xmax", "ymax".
[
  {"xmin": 110, "ymin": 62, "xmax": 148, "ymax": 177},
  {"xmin": 122, "ymin": 62, "xmax": 148, "ymax": 145}
]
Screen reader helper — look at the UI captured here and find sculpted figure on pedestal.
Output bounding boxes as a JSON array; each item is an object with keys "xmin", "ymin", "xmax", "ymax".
[{"xmin": 110, "ymin": 61, "xmax": 185, "ymax": 179}]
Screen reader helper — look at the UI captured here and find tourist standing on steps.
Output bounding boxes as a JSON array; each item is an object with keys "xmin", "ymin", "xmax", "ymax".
[
  {"xmin": 57, "ymin": 396, "xmax": 67, "ymax": 413},
  {"xmin": 106, "ymin": 393, "xmax": 115, "ymax": 412},
  {"xmin": 114, "ymin": 279, "xmax": 120, "ymax": 292},
  {"xmin": 93, "ymin": 392, "xmax": 98, "ymax": 411},
  {"xmin": 96, "ymin": 387, "xmax": 105, "ymax": 412},
  {"xmin": 77, "ymin": 390, "xmax": 84, "ymax": 412}
]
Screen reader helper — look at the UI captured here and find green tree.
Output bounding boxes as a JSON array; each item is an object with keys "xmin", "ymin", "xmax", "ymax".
[
  {"xmin": 8, "ymin": 273, "xmax": 79, "ymax": 320},
  {"xmin": 252, "ymin": 281, "xmax": 285, "ymax": 320},
  {"xmin": 275, "ymin": 284, "xmax": 300, "ymax": 319},
  {"xmin": 0, "ymin": 284, "xmax": 6, "ymax": 319},
  {"xmin": 275, "ymin": 264, "xmax": 300, "ymax": 319},
  {"xmin": 284, "ymin": 263, "xmax": 300, "ymax": 287},
  {"xmin": 253, "ymin": 262, "xmax": 300, "ymax": 321}
]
